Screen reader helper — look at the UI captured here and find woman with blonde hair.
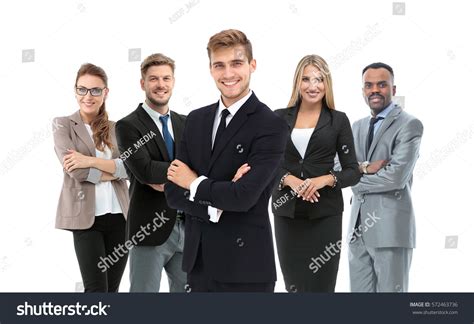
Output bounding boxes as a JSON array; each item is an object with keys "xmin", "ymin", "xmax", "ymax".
[
  {"xmin": 53, "ymin": 63, "xmax": 129, "ymax": 292},
  {"xmin": 272, "ymin": 55, "xmax": 360, "ymax": 292}
]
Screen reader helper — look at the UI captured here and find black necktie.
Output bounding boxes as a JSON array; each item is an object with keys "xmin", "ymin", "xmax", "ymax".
[
  {"xmin": 213, "ymin": 109, "xmax": 230, "ymax": 150},
  {"xmin": 367, "ymin": 116, "xmax": 384, "ymax": 153}
]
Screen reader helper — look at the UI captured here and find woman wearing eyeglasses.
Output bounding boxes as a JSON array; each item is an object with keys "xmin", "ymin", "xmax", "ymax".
[
  {"xmin": 53, "ymin": 63, "xmax": 129, "ymax": 292},
  {"xmin": 272, "ymin": 55, "xmax": 360, "ymax": 292}
]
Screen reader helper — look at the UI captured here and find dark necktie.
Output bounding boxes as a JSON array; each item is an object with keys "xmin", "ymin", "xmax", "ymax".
[
  {"xmin": 367, "ymin": 116, "xmax": 384, "ymax": 153},
  {"xmin": 213, "ymin": 109, "xmax": 230, "ymax": 150},
  {"xmin": 159, "ymin": 115, "xmax": 174, "ymax": 160}
]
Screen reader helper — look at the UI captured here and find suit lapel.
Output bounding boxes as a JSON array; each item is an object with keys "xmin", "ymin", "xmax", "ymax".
[
  {"xmin": 313, "ymin": 107, "xmax": 331, "ymax": 133},
  {"xmin": 136, "ymin": 105, "xmax": 171, "ymax": 161},
  {"xmin": 170, "ymin": 110, "xmax": 184, "ymax": 154},
  {"xmin": 283, "ymin": 106, "xmax": 301, "ymax": 158},
  {"xmin": 208, "ymin": 94, "xmax": 258, "ymax": 171},
  {"xmin": 69, "ymin": 111, "xmax": 96, "ymax": 156},
  {"xmin": 361, "ymin": 117, "xmax": 371, "ymax": 161},
  {"xmin": 203, "ymin": 105, "xmax": 215, "ymax": 173},
  {"xmin": 367, "ymin": 105, "xmax": 402, "ymax": 159},
  {"xmin": 285, "ymin": 106, "xmax": 331, "ymax": 159},
  {"xmin": 304, "ymin": 107, "xmax": 331, "ymax": 158},
  {"xmin": 109, "ymin": 121, "xmax": 120, "ymax": 159}
]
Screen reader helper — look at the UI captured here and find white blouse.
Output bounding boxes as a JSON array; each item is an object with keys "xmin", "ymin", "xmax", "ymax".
[
  {"xmin": 85, "ymin": 124, "xmax": 123, "ymax": 216},
  {"xmin": 291, "ymin": 128, "xmax": 314, "ymax": 158}
]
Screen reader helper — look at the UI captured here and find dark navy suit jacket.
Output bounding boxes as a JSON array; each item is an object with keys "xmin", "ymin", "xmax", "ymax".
[{"xmin": 165, "ymin": 93, "xmax": 288, "ymax": 283}]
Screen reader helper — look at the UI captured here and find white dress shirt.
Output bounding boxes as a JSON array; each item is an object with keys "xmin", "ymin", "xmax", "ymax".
[
  {"xmin": 84, "ymin": 124, "xmax": 123, "ymax": 216},
  {"xmin": 373, "ymin": 101, "xmax": 396, "ymax": 135},
  {"xmin": 291, "ymin": 128, "xmax": 314, "ymax": 158},
  {"xmin": 189, "ymin": 90, "xmax": 253, "ymax": 223},
  {"xmin": 141, "ymin": 101, "xmax": 175, "ymax": 140}
]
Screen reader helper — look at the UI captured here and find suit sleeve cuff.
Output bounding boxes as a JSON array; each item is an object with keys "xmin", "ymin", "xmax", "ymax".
[
  {"xmin": 189, "ymin": 175, "xmax": 207, "ymax": 202},
  {"xmin": 208, "ymin": 207, "xmax": 223, "ymax": 223},
  {"xmin": 86, "ymin": 168, "xmax": 102, "ymax": 184},
  {"xmin": 112, "ymin": 158, "xmax": 128, "ymax": 179}
]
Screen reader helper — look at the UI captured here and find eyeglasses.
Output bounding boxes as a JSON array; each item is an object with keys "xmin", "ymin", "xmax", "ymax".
[{"xmin": 75, "ymin": 87, "xmax": 106, "ymax": 97}]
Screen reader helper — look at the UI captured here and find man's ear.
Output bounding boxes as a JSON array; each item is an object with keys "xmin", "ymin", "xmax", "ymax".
[
  {"xmin": 249, "ymin": 59, "xmax": 256, "ymax": 73},
  {"xmin": 392, "ymin": 85, "xmax": 397, "ymax": 96},
  {"xmin": 140, "ymin": 79, "xmax": 145, "ymax": 91}
]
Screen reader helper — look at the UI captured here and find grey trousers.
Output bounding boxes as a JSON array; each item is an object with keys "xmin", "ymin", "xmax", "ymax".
[
  {"xmin": 129, "ymin": 218, "xmax": 186, "ymax": 292},
  {"xmin": 349, "ymin": 235, "xmax": 413, "ymax": 292}
]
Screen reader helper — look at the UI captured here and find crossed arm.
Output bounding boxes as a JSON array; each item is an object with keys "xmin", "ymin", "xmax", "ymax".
[
  {"xmin": 352, "ymin": 118, "xmax": 424, "ymax": 195},
  {"xmin": 53, "ymin": 118, "xmax": 125, "ymax": 183},
  {"xmin": 165, "ymin": 122, "xmax": 287, "ymax": 216},
  {"xmin": 115, "ymin": 119, "xmax": 178, "ymax": 192}
]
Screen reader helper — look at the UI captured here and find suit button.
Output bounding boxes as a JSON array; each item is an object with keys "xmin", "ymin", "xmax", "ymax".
[
  {"xmin": 299, "ymin": 159, "xmax": 304, "ymax": 164},
  {"xmin": 360, "ymin": 199, "xmax": 365, "ymax": 203}
]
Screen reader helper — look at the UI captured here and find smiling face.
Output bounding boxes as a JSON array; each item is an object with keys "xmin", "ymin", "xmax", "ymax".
[
  {"xmin": 299, "ymin": 65, "xmax": 326, "ymax": 107},
  {"xmin": 362, "ymin": 68, "xmax": 396, "ymax": 115},
  {"xmin": 209, "ymin": 45, "xmax": 256, "ymax": 107},
  {"xmin": 75, "ymin": 74, "xmax": 108, "ymax": 121},
  {"xmin": 141, "ymin": 64, "xmax": 175, "ymax": 111}
]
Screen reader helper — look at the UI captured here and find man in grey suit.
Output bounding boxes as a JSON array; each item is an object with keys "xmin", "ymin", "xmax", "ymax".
[{"xmin": 348, "ymin": 62, "xmax": 423, "ymax": 292}]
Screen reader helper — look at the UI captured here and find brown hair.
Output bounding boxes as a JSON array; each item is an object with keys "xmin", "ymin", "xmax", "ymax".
[
  {"xmin": 75, "ymin": 63, "xmax": 113, "ymax": 151},
  {"xmin": 288, "ymin": 55, "xmax": 335, "ymax": 110},
  {"xmin": 140, "ymin": 53, "xmax": 175, "ymax": 79},
  {"xmin": 207, "ymin": 29, "xmax": 253, "ymax": 62}
]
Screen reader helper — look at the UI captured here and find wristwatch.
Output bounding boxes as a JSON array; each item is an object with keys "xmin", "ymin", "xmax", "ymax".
[{"xmin": 360, "ymin": 161, "xmax": 370, "ymax": 174}]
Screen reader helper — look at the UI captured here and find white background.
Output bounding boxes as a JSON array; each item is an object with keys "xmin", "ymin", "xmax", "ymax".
[{"xmin": 0, "ymin": 0, "xmax": 473, "ymax": 292}]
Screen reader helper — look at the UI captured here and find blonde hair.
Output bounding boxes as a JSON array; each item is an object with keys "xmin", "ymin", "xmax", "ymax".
[
  {"xmin": 141, "ymin": 53, "xmax": 175, "ymax": 78},
  {"xmin": 287, "ymin": 55, "xmax": 335, "ymax": 110}
]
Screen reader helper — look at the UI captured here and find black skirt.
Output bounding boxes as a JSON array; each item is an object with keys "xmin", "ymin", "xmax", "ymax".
[{"xmin": 274, "ymin": 214, "xmax": 342, "ymax": 292}]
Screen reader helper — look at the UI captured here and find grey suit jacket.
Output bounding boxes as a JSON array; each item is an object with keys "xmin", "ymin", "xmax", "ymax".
[
  {"xmin": 53, "ymin": 111, "xmax": 129, "ymax": 230},
  {"xmin": 349, "ymin": 105, "xmax": 423, "ymax": 248}
]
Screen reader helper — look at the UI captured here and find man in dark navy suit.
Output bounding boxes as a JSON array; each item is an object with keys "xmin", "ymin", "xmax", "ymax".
[{"xmin": 165, "ymin": 29, "xmax": 288, "ymax": 292}]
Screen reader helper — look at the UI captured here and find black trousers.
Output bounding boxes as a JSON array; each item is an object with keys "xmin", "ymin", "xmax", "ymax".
[
  {"xmin": 73, "ymin": 213, "xmax": 127, "ymax": 292},
  {"xmin": 275, "ymin": 214, "xmax": 342, "ymax": 292},
  {"xmin": 187, "ymin": 244, "xmax": 275, "ymax": 292}
]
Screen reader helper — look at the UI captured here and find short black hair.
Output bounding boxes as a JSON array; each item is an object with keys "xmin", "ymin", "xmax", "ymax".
[{"xmin": 362, "ymin": 62, "xmax": 394, "ymax": 78}]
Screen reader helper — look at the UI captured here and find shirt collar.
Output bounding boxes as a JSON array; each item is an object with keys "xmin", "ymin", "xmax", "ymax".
[
  {"xmin": 142, "ymin": 101, "xmax": 170, "ymax": 119},
  {"xmin": 375, "ymin": 101, "xmax": 395, "ymax": 119},
  {"xmin": 217, "ymin": 90, "xmax": 253, "ymax": 118}
]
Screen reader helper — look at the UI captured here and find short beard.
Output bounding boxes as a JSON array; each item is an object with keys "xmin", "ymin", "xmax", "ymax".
[{"xmin": 146, "ymin": 94, "xmax": 169, "ymax": 109}]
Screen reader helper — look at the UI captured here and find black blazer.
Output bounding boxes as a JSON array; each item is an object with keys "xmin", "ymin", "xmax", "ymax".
[
  {"xmin": 115, "ymin": 104, "xmax": 186, "ymax": 246},
  {"xmin": 272, "ymin": 105, "xmax": 360, "ymax": 219},
  {"xmin": 165, "ymin": 93, "xmax": 288, "ymax": 283}
]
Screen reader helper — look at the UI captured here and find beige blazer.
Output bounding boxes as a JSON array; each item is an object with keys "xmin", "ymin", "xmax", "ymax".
[{"xmin": 53, "ymin": 111, "xmax": 129, "ymax": 230}]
